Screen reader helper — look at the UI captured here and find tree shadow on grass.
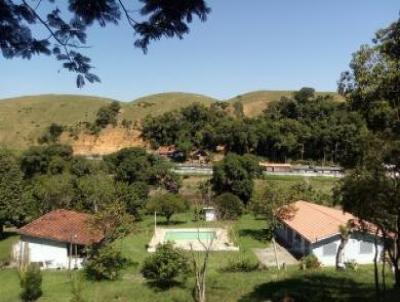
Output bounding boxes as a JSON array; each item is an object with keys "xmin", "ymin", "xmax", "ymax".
[
  {"xmin": 238, "ymin": 273, "xmax": 378, "ymax": 302},
  {"xmin": 145, "ymin": 280, "xmax": 187, "ymax": 292},
  {"xmin": 156, "ymin": 220, "xmax": 187, "ymax": 226},
  {"xmin": 239, "ymin": 229, "xmax": 269, "ymax": 242},
  {"xmin": 0, "ymin": 231, "xmax": 18, "ymax": 240}
]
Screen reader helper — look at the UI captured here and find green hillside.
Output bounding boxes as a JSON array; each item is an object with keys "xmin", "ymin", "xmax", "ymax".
[
  {"xmin": 122, "ymin": 92, "xmax": 217, "ymax": 120},
  {"xmin": 0, "ymin": 95, "xmax": 115, "ymax": 149},
  {"xmin": 0, "ymin": 90, "xmax": 342, "ymax": 150}
]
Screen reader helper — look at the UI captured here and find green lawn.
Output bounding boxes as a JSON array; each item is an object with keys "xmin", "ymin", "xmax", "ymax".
[{"xmin": 1, "ymin": 213, "xmax": 399, "ymax": 301}]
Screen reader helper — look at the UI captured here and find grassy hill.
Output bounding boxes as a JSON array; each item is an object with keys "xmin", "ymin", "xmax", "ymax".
[
  {"xmin": 122, "ymin": 92, "xmax": 217, "ymax": 121},
  {"xmin": 0, "ymin": 95, "xmax": 115, "ymax": 149},
  {"xmin": 0, "ymin": 90, "xmax": 342, "ymax": 150}
]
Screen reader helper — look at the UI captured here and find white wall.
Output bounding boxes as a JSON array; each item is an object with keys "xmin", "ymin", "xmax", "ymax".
[
  {"xmin": 311, "ymin": 233, "xmax": 383, "ymax": 266},
  {"xmin": 275, "ymin": 224, "xmax": 309, "ymax": 255},
  {"xmin": 13, "ymin": 236, "xmax": 85, "ymax": 269}
]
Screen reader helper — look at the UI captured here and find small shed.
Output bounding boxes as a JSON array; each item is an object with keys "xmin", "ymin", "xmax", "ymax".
[{"xmin": 202, "ymin": 207, "xmax": 217, "ymax": 222}]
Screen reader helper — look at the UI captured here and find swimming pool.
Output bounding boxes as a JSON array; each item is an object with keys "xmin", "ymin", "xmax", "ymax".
[
  {"xmin": 147, "ymin": 228, "xmax": 239, "ymax": 252},
  {"xmin": 165, "ymin": 230, "xmax": 216, "ymax": 241}
]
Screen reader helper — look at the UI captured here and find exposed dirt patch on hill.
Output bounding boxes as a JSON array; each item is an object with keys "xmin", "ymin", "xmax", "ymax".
[{"xmin": 61, "ymin": 127, "xmax": 146, "ymax": 156}]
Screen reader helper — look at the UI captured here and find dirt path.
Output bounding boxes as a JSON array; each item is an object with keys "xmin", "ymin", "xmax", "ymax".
[{"xmin": 253, "ymin": 242, "xmax": 298, "ymax": 267}]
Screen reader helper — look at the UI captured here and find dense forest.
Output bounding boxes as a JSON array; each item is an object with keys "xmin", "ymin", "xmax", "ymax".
[{"xmin": 142, "ymin": 88, "xmax": 367, "ymax": 167}]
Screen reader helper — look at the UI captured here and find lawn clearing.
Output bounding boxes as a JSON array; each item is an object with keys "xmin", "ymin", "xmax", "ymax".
[{"xmin": 1, "ymin": 212, "xmax": 399, "ymax": 301}]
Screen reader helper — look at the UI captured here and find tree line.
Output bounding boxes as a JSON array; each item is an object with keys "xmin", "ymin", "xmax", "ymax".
[{"xmin": 142, "ymin": 88, "xmax": 367, "ymax": 167}]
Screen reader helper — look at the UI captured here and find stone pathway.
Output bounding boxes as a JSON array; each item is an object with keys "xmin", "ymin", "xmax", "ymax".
[{"xmin": 253, "ymin": 242, "xmax": 298, "ymax": 267}]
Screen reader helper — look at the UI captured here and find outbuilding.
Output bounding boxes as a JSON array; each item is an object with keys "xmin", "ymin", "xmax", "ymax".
[
  {"xmin": 275, "ymin": 200, "xmax": 383, "ymax": 266},
  {"xmin": 202, "ymin": 207, "xmax": 217, "ymax": 222},
  {"xmin": 259, "ymin": 162, "xmax": 293, "ymax": 173},
  {"xmin": 13, "ymin": 209, "xmax": 104, "ymax": 269}
]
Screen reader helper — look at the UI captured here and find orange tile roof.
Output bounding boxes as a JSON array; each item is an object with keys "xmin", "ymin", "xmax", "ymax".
[
  {"xmin": 279, "ymin": 201, "xmax": 356, "ymax": 243},
  {"xmin": 18, "ymin": 209, "xmax": 104, "ymax": 245},
  {"xmin": 157, "ymin": 145, "xmax": 176, "ymax": 155}
]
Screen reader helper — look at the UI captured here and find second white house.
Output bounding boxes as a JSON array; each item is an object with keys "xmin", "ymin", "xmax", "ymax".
[{"xmin": 275, "ymin": 200, "xmax": 384, "ymax": 266}]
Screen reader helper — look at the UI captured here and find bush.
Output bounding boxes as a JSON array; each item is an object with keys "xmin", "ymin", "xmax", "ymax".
[
  {"xmin": 94, "ymin": 101, "xmax": 121, "ymax": 128},
  {"xmin": 19, "ymin": 263, "xmax": 43, "ymax": 301},
  {"xmin": 214, "ymin": 192, "xmax": 243, "ymax": 220},
  {"xmin": 222, "ymin": 255, "xmax": 260, "ymax": 272},
  {"xmin": 84, "ymin": 245, "xmax": 126, "ymax": 280},
  {"xmin": 38, "ymin": 123, "xmax": 64, "ymax": 144},
  {"xmin": 141, "ymin": 242, "xmax": 189, "ymax": 285},
  {"xmin": 345, "ymin": 260, "xmax": 358, "ymax": 271},
  {"xmin": 299, "ymin": 254, "xmax": 320, "ymax": 270}
]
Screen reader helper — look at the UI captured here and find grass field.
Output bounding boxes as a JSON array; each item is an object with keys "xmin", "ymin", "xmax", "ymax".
[
  {"xmin": 180, "ymin": 175, "xmax": 338, "ymax": 203},
  {"xmin": 0, "ymin": 90, "xmax": 343, "ymax": 150},
  {"xmin": 0, "ymin": 212, "xmax": 398, "ymax": 302},
  {"xmin": 254, "ymin": 175, "xmax": 338, "ymax": 196}
]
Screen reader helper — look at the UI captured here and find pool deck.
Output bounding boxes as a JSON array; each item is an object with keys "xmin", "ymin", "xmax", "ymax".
[{"xmin": 147, "ymin": 228, "xmax": 239, "ymax": 252}]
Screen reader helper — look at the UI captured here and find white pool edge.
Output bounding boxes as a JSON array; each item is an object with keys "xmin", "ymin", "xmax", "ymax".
[{"xmin": 147, "ymin": 227, "xmax": 239, "ymax": 252}]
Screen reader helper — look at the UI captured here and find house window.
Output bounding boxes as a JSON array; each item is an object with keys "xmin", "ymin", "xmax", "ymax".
[
  {"xmin": 322, "ymin": 243, "xmax": 337, "ymax": 256},
  {"xmin": 294, "ymin": 233, "xmax": 302, "ymax": 246},
  {"xmin": 360, "ymin": 241, "xmax": 374, "ymax": 254}
]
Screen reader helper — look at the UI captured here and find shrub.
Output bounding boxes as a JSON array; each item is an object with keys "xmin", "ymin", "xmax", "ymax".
[
  {"xmin": 345, "ymin": 260, "xmax": 358, "ymax": 271},
  {"xmin": 19, "ymin": 263, "xmax": 43, "ymax": 301},
  {"xmin": 222, "ymin": 255, "xmax": 260, "ymax": 272},
  {"xmin": 70, "ymin": 273, "xmax": 86, "ymax": 302},
  {"xmin": 38, "ymin": 123, "xmax": 64, "ymax": 144},
  {"xmin": 121, "ymin": 119, "xmax": 132, "ymax": 129},
  {"xmin": 84, "ymin": 245, "xmax": 126, "ymax": 280},
  {"xmin": 141, "ymin": 242, "xmax": 189, "ymax": 285},
  {"xmin": 94, "ymin": 101, "xmax": 121, "ymax": 128},
  {"xmin": 214, "ymin": 192, "xmax": 243, "ymax": 220},
  {"xmin": 299, "ymin": 254, "xmax": 320, "ymax": 270}
]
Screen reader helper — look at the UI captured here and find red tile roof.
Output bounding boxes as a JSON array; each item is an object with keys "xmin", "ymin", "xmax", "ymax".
[
  {"xmin": 18, "ymin": 209, "xmax": 104, "ymax": 245},
  {"xmin": 157, "ymin": 145, "xmax": 176, "ymax": 155},
  {"xmin": 279, "ymin": 201, "xmax": 356, "ymax": 243}
]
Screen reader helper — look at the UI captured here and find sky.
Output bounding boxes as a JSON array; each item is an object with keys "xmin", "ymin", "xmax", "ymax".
[{"xmin": 0, "ymin": 0, "xmax": 399, "ymax": 101}]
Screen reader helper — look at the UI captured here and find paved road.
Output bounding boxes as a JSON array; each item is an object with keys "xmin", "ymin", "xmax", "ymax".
[{"xmin": 172, "ymin": 165, "xmax": 343, "ymax": 177}]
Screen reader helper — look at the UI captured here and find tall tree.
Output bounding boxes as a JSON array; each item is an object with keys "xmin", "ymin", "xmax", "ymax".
[
  {"xmin": 339, "ymin": 15, "xmax": 400, "ymax": 139},
  {"xmin": 146, "ymin": 193, "xmax": 189, "ymax": 224},
  {"xmin": 335, "ymin": 157, "xmax": 400, "ymax": 288},
  {"xmin": 0, "ymin": 149, "xmax": 28, "ymax": 236},
  {"xmin": 336, "ymin": 14, "xmax": 400, "ymax": 288},
  {"xmin": 31, "ymin": 174, "xmax": 76, "ymax": 214},
  {"xmin": 211, "ymin": 153, "xmax": 260, "ymax": 203}
]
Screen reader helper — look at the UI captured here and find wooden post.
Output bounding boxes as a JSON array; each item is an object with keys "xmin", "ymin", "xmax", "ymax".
[{"xmin": 272, "ymin": 236, "xmax": 280, "ymax": 270}]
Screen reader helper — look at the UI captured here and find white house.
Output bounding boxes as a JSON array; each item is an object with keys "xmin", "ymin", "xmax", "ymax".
[
  {"xmin": 13, "ymin": 209, "xmax": 104, "ymax": 269},
  {"xmin": 275, "ymin": 200, "xmax": 384, "ymax": 266}
]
